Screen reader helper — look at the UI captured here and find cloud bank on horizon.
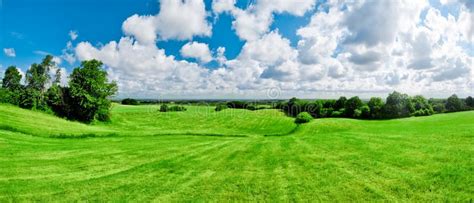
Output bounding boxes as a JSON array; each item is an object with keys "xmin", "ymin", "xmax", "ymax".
[{"xmin": 23, "ymin": 0, "xmax": 474, "ymax": 98}]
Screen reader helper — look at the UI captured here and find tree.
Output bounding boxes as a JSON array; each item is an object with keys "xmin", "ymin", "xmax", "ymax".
[
  {"xmin": 122, "ymin": 98, "xmax": 139, "ymax": 105},
  {"xmin": 334, "ymin": 96, "xmax": 347, "ymax": 111},
  {"xmin": 445, "ymin": 94, "xmax": 463, "ymax": 112},
  {"xmin": 160, "ymin": 104, "xmax": 169, "ymax": 112},
  {"xmin": 2, "ymin": 66, "xmax": 22, "ymax": 91},
  {"xmin": 1, "ymin": 66, "xmax": 23, "ymax": 105},
  {"xmin": 360, "ymin": 105, "xmax": 371, "ymax": 119},
  {"xmin": 383, "ymin": 91, "xmax": 413, "ymax": 118},
  {"xmin": 411, "ymin": 95, "xmax": 434, "ymax": 115},
  {"xmin": 466, "ymin": 96, "xmax": 474, "ymax": 109},
  {"xmin": 295, "ymin": 112, "xmax": 313, "ymax": 124},
  {"xmin": 344, "ymin": 96, "xmax": 363, "ymax": 118},
  {"xmin": 368, "ymin": 97, "xmax": 384, "ymax": 118},
  {"xmin": 68, "ymin": 60, "xmax": 117, "ymax": 122},
  {"xmin": 46, "ymin": 69, "xmax": 67, "ymax": 117},
  {"xmin": 22, "ymin": 55, "xmax": 55, "ymax": 110}
]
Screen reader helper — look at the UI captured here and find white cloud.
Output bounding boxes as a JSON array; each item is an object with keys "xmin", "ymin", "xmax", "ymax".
[
  {"xmin": 3, "ymin": 48, "xmax": 16, "ymax": 57},
  {"xmin": 72, "ymin": 0, "xmax": 474, "ymax": 98},
  {"xmin": 180, "ymin": 42, "xmax": 213, "ymax": 63},
  {"xmin": 214, "ymin": 0, "xmax": 316, "ymax": 41},
  {"xmin": 122, "ymin": 0, "xmax": 211, "ymax": 44},
  {"xmin": 69, "ymin": 30, "xmax": 78, "ymax": 41}
]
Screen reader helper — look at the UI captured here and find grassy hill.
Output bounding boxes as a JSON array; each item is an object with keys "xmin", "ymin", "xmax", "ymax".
[{"xmin": 0, "ymin": 104, "xmax": 472, "ymax": 201}]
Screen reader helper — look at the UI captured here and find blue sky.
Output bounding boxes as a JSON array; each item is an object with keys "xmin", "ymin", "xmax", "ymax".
[
  {"xmin": 1, "ymin": 0, "xmax": 312, "ymax": 70},
  {"xmin": 1, "ymin": 0, "xmax": 473, "ymax": 99}
]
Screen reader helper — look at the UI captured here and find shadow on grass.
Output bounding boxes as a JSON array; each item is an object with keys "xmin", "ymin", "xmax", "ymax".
[{"xmin": 264, "ymin": 124, "xmax": 300, "ymax": 137}]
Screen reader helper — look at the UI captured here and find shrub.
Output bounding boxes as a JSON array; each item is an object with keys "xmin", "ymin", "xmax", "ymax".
[
  {"xmin": 160, "ymin": 104, "xmax": 168, "ymax": 112},
  {"xmin": 122, "ymin": 98, "xmax": 139, "ymax": 105},
  {"xmin": 160, "ymin": 104, "xmax": 186, "ymax": 112},
  {"xmin": 227, "ymin": 101, "xmax": 248, "ymax": 109},
  {"xmin": 295, "ymin": 112, "xmax": 313, "ymax": 124},
  {"xmin": 168, "ymin": 105, "xmax": 187, "ymax": 112},
  {"xmin": 215, "ymin": 104, "xmax": 228, "ymax": 111}
]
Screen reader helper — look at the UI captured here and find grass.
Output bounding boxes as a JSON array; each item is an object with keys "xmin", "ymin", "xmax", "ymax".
[{"xmin": 0, "ymin": 103, "xmax": 473, "ymax": 201}]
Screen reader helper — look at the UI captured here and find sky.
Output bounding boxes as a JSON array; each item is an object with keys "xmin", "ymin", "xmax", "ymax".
[{"xmin": 0, "ymin": 0, "xmax": 473, "ymax": 99}]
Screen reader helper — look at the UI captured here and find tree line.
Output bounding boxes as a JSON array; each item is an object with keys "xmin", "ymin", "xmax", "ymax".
[
  {"xmin": 214, "ymin": 92, "xmax": 473, "ymax": 121},
  {"xmin": 0, "ymin": 55, "xmax": 117, "ymax": 123},
  {"xmin": 279, "ymin": 92, "xmax": 474, "ymax": 120}
]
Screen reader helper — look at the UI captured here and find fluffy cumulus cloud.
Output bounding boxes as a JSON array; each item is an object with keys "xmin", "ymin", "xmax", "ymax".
[
  {"xmin": 213, "ymin": 0, "xmax": 316, "ymax": 41},
  {"xmin": 122, "ymin": 0, "xmax": 211, "ymax": 44},
  {"xmin": 74, "ymin": 0, "xmax": 474, "ymax": 98},
  {"xmin": 3, "ymin": 48, "xmax": 16, "ymax": 57},
  {"xmin": 180, "ymin": 42, "xmax": 213, "ymax": 63}
]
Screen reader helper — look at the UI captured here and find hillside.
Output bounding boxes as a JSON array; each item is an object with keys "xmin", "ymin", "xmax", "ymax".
[{"xmin": 0, "ymin": 104, "xmax": 473, "ymax": 201}]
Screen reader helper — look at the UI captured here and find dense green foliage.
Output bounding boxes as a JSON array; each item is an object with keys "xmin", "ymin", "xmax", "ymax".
[
  {"xmin": 279, "ymin": 91, "xmax": 472, "ymax": 120},
  {"xmin": 121, "ymin": 98, "xmax": 140, "ymax": 105},
  {"xmin": 294, "ymin": 112, "xmax": 313, "ymax": 124},
  {"xmin": 0, "ymin": 104, "xmax": 472, "ymax": 201},
  {"xmin": 160, "ymin": 104, "xmax": 187, "ymax": 112},
  {"xmin": 215, "ymin": 103, "xmax": 228, "ymax": 111},
  {"xmin": 446, "ymin": 94, "xmax": 464, "ymax": 112},
  {"xmin": 68, "ymin": 60, "xmax": 118, "ymax": 122},
  {"xmin": 0, "ymin": 56, "xmax": 117, "ymax": 123}
]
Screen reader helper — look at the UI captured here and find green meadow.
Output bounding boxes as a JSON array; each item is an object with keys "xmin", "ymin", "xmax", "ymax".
[{"xmin": 0, "ymin": 103, "xmax": 473, "ymax": 201}]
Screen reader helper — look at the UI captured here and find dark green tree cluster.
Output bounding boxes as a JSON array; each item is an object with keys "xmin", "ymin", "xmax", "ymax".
[
  {"xmin": 159, "ymin": 104, "xmax": 187, "ymax": 112},
  {"xmin": 121, "ymin": 98, "xmax": 140, "ymax": 105},
  {"xmin": 280, "ymin": 91, "xmax": 473, "ymax": 120},
  {"xmin": 0, "ymin": 56, "xmax": 117, "ymax": 123}
]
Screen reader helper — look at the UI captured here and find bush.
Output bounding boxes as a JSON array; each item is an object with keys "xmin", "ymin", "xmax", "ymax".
[
  {"xmin": 122, "ymin": 98, "xmax": 139, "ymax": 105},
  {"xmin": 168, "ymin": 105, "xmax": 187, "ymax": 112},
  {"xmin": 160, "ymin": 104, "xmax": 186, "ymax": 112},
  {"xmin": 215, "ymin": 104, "xmax": 228, "ymax": 111},
  {"xmin": 295, "ymin": 112, "xmax": 313, "ymax": 124},
  {"xmin": 160, "ymin": 104, "xmax": 168, "ymax": 112}
]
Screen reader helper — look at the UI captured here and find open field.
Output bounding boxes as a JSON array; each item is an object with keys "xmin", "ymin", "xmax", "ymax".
[{"xmin": 0, "ymin": 104, "xmax": 473, "ymax": 201}]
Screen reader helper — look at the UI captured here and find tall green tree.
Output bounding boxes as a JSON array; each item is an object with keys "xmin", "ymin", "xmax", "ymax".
[
  {"xmin": 465, "ymin": 96, "xmax": 474, "ymax": 108},
  {"xmin": 334, "ymin": 96, "xmax": 347, "ymax": 111},
  {"xmin": 2, "ymin": 66, "xmax": 22, "ymax": 91},
  {"xmin": 68, "ymin": 59, "xmax": 117, "ymax": 122},
  {"xmin": 46, "ymin": 69, "xmax": 66, "ymax": 116},
  {"xmin": 21, "ymin": 55, "xmax": 55, "ymax": 109},
  {"xmin": 445, "ymin": 94, "xmax": 463, "ymax": 112},
  {"xmin": 383, "ymin": 91, "xmax": 414, "ymax": 118},
  {"xmin": 368, "ymin": 97, "xmax": 384, "ymax": 118},
  {"xmin": 344, "ymin": 96, "xmax": 363, "ymax": 118},
  {"xmin": 1, "ymin": 66, "xmax": 23, "ymax": 105}
]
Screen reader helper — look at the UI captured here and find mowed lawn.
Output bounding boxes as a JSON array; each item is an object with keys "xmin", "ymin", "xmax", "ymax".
[{"xmin": 0, "ymin": 104, "xmax": 473, "ymax": 201}]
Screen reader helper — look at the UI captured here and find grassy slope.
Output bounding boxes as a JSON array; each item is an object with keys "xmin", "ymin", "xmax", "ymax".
[{"xmin": 0, "ymin": 104, "xmax": 473, "ymax": 201}]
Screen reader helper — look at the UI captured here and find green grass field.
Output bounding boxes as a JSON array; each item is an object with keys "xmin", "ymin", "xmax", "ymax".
[{"xmin": 0, "ymin": 103, "xmax": 473, "ymax": 201}]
